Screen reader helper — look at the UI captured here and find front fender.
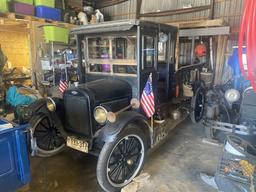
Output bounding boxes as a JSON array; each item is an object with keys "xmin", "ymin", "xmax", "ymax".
[
  {"xmin": 28, "ymin": 98, "xmax": 47, "ymax": 115},
  {"xmin": 98, "ymin": 111, "xmax": 153, "ymax": 146}
]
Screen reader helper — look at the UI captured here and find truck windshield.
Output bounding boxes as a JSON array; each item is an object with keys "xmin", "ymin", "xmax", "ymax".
[{"xmin": 87, "ymin": 36, "xmax": 137, "ymax": 76}]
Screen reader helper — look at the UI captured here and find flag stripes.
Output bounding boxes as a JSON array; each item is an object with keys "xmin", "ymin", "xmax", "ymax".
[{"xmin": 140, "ymin": 74, "xmax": 155, "ymax": 118}]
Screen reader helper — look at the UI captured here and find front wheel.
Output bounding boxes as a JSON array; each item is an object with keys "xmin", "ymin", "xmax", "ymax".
[
  {"xmin": 29, "ymin": 113, "xmax": 65, "ymax": 157},
  {"xmin": 97, "ymin": 124, "xmax": 147, "ymax": 192}
]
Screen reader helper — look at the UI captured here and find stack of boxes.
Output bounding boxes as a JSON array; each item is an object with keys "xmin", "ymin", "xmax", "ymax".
[
  {"xmin": 12, "ymin": 0, "xmax": 34, "ymax": 16},
  {"xmin": 35, "ymin": 0, "xmax": 61, "ymax": 21},
  {"xmin": 0, "ymin": 0, "xmax": 62, "ymax": 21},
  {"xmin": 0, "ymin": 0, "xmax": 9, "ymax": 13}
]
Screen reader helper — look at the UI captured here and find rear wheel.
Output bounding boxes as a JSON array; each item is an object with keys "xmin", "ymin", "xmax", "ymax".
[
  {"xmin": 29, "ymin": 113, "xmax": 65, "ymax": 157},
  {"xmin": 191, "ymin": 87, "xmax": 206, "ymax": 123},
  {"xmin": 97, "ymin": 124, "xmax": 147, "ymax": 192}
]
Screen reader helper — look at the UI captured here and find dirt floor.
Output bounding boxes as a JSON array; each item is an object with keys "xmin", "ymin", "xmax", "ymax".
[{"xmin": 19, "ymin": 118, "xmax": 222, "ymax": 192}]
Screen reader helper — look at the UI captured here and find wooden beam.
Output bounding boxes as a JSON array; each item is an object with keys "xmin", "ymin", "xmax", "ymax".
[
  {"xmin": 140, "ymin": 5, "xmax": 211, "ymax": 17},
  {"xmin": 166, "ymin": 19, "xmax": 225, "ymax": 29},
  {"xmin": 95, "ymin": 0, "xmax": 128, "ymax": 8},
  {"xmin": 179, "ymin": 26, "xmax": 230, "ymax": 37},
  {"xmin": 136, "ymin": 0, "xmax": 142, "ymax": 19},
  {"xmin": 209, "ymin": 0, "xmax": 215, "ymax": 19}
]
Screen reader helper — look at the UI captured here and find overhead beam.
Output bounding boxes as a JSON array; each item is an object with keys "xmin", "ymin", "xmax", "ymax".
[
  {"xmin": 209, "ymin": 0, "xmax": 215, "ymax": 19},
  {"xmin": 179, "ymin": 26, "xmax": 230, "ymax": 37},
  {"xmin": 140, "ymin": 5, "xmax": 211, "ymax": 17},
  {"xmin": 95, "ymin": 0, "xmax": 129, "ymax": 9},
  {"xmin": 166, "ymin": 19, "xmax": 225, "ymax": 29},
  {"xmin": 136, "ymin": 0, "xmax": 142, "ymax": 19}
]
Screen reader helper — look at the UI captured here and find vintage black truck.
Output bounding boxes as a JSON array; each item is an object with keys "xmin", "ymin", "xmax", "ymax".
[{"xmin": 28, "ymin": 20, "xmax": 205, "ymax": 192}]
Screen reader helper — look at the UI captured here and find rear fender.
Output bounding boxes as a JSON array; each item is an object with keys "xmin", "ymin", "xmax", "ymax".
[{"xmin": 98, "ymin": 111, "xmax": 153, "ymax": 147}]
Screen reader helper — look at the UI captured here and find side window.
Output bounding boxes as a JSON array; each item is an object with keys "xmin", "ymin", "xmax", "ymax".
[
  {"xmin": 143, "ymin": 36, "xmax": 155, "ymax": 69},
  {"xmin": 158, "ymin": 42, "xmax": 167, "ymax": 62}
]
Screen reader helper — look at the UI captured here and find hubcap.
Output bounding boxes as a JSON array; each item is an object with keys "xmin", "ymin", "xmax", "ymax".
[{"xmin": 106, "ymin": 135, "xmax": 144, "ymax": 187}]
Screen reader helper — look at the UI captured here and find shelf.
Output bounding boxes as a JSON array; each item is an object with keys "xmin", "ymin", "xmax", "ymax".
[{"xmin": 89, "ymin": 59, "xmax": 136, "ymax": 66}]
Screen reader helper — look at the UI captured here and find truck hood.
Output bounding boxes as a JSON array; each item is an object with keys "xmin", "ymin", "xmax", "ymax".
[{"xmin": 74, "ymin": 78, "xmax": 132, "ymax": 104}]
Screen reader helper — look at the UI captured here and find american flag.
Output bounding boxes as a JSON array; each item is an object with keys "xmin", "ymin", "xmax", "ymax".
[
  {"xmin": 141, "ymin": 74, "xmax": 155, "ymax": 118},
  {"xmin": 59, "ymin": 72, "xmax": 68, "ymax": 93}
]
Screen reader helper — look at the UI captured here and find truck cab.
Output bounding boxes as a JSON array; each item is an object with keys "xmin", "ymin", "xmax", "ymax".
[{"xmin": 29, "ymin": 20, "xmax": 205, "ymax": 192}]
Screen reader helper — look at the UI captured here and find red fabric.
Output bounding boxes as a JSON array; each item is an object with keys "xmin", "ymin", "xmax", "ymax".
[{"xmin": 238, "ymin": 0, "xmax": 256, "ymax": 91}]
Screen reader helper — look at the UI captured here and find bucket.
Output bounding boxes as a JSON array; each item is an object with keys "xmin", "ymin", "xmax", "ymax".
[{"xmin": 183, "ymin": 84, "xmax": 193, "ymax": 97}]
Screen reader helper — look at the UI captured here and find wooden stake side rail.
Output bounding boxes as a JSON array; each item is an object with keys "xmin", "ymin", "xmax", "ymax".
[{"xmin": 88, "ymin": 59, "xmax": 137, "ymax": 66}]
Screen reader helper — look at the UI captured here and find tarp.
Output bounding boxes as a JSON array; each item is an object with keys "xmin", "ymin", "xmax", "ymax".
[{"xmin": 6, "ymin": 86, "xmax": 36, "ymax": 107}]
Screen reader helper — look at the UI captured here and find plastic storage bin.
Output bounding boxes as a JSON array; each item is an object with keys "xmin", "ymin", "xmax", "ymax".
[
  {"xmin": 43, "ymin": 26, "xmax": 69, "ymax": 43},
  {"xmin": 0, "ymin": 121, "xmax": 31, "ymax": 192},
  {"xmin": 0, "ymin": 0, "xmax": 9, "ymax": 13},
  {"xmin": 15, "ymin": 0, "xmax": 33, "ymax": 5},
  {"xmin": 36, "ymin": 6, "xmax": 61, "ymax": 21},
  {"xmin": 13, "ymin": 2, "xmax": 35, "ymax": 16},
  {"xmin": 34, "ymin": 0, "xmax": 55, "ymax": 8}
]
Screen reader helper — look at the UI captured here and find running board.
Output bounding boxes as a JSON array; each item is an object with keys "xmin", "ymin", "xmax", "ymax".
[{"xmin": 152, "ymin": 109, "xmax": 189, "ymax": 148}]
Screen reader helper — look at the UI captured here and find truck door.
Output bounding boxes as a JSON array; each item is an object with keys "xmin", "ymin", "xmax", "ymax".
[{"xmin": 139, "ymin": 31, "xmax": 158, "ymax": 109}]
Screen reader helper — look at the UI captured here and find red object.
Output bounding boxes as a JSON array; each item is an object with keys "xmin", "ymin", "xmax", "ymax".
[
  {"xmin": 238, "ymin": 0, "xmax": 256, "ymax": 91},
  {"xmin": 194, "ymin": 44, "xmax": 207, "ymax": 57},
  {"xmin": 140, "ymin": 74, "xmax": 155, "ymax": 118}
]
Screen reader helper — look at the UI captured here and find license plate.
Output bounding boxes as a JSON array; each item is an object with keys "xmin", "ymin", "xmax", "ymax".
[{"xmin": 66, "ymin": 136, "xmax": 88, "ymax": 153}]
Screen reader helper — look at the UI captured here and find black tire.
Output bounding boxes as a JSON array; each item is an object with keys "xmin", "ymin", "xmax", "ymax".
[
  {"xmin": 29, "ymin": 113, "xmax": 65, "ymax": 157},
  {"xmin": 97, "ymin": 124, "xmax": 148, "ymax": 192},
  {"xmin": 190, "ymin": 87, "xmax": 206, "ymax": 123}
]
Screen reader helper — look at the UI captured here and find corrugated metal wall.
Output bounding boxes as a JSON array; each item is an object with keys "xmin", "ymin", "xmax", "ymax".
[
  {"xmin": 101, "ymin": 0, "xmax": 243, "ymax": 39},
  {"xmin": 101, "ymin": 0, "xmax": 243, "ymax": 65}
]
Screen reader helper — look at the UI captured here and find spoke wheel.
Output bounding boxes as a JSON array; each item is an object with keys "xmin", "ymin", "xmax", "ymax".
[
  {"xmin": 30, "ymin": 114, "xmax": 65, "ymax": 157},
  {"xmin": 107, "ymin": 135, "xmax": 144, "ymax": 187},
  {"xmin": 97, "ymin": 124, "xmax": 147, "ymax": 192},
  {"xmin": 191, "ymin": 87, "xmax": 205, "ymax": 123}
]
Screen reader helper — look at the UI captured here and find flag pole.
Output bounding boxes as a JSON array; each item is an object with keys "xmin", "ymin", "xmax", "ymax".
[{"xmin": 151, "ymin": 116, "xmax": 154, "ymax": 128}]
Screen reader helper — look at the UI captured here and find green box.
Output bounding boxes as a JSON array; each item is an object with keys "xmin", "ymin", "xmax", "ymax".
[
  {"xmin": 43, "ymin": 26, "xmax": 69, "ymax": 44},
  {"xmin": 34, "ymin": 0, "xmax": 55, "ymax": 8},
  {"xmin": 15, "ymin": 0, "xmax": 34, "ymax": 5},
  {"xmin": 0, "ymin": 0, "xmax": 9, "ymax": 13}
]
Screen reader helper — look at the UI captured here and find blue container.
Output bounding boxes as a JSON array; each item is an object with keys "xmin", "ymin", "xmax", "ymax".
[
  {"xmin": 36, "ymin": 6, "xmax": 61, "ymax": 21},
  {"xmin": 0, "ymin": 121, "xmax": 30, "ymax": 192}
]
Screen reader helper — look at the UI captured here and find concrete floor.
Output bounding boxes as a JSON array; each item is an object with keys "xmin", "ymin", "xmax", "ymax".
[{"xmin": 19, "ymin": 118, "xmax": 222, "ymax": 192}]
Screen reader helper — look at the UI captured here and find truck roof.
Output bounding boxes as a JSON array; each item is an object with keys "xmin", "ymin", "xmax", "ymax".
[{"xmin": 70, "ymin": 19, "xmax": 177, "ymax": 35}]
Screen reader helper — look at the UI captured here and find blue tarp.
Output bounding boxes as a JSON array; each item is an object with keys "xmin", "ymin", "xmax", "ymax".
[
  {"xmin": 228, "ymin": 48, "xmax": 250, "ymax": 90},
  {"xmin": 6, "ymin": 86, "xmax": 36, "ymax": 107}
]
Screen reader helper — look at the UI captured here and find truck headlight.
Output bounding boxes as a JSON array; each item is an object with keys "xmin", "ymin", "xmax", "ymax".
[
  {"xmin": 94, "ymin": 106, "xmax": 108, "ymax": 124},
  {"xmin": 225, "ymin": 89, "xmax": 240, "ymax": 103},
  {"xmin": 46, "ymin": 97, "xmax": 56, "ymax": 112}
]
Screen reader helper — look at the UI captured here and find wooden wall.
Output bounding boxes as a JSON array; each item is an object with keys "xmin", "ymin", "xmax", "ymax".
[{"xmin": 0, "ymin": 30, "xmax": 31, "ymax": 70}]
